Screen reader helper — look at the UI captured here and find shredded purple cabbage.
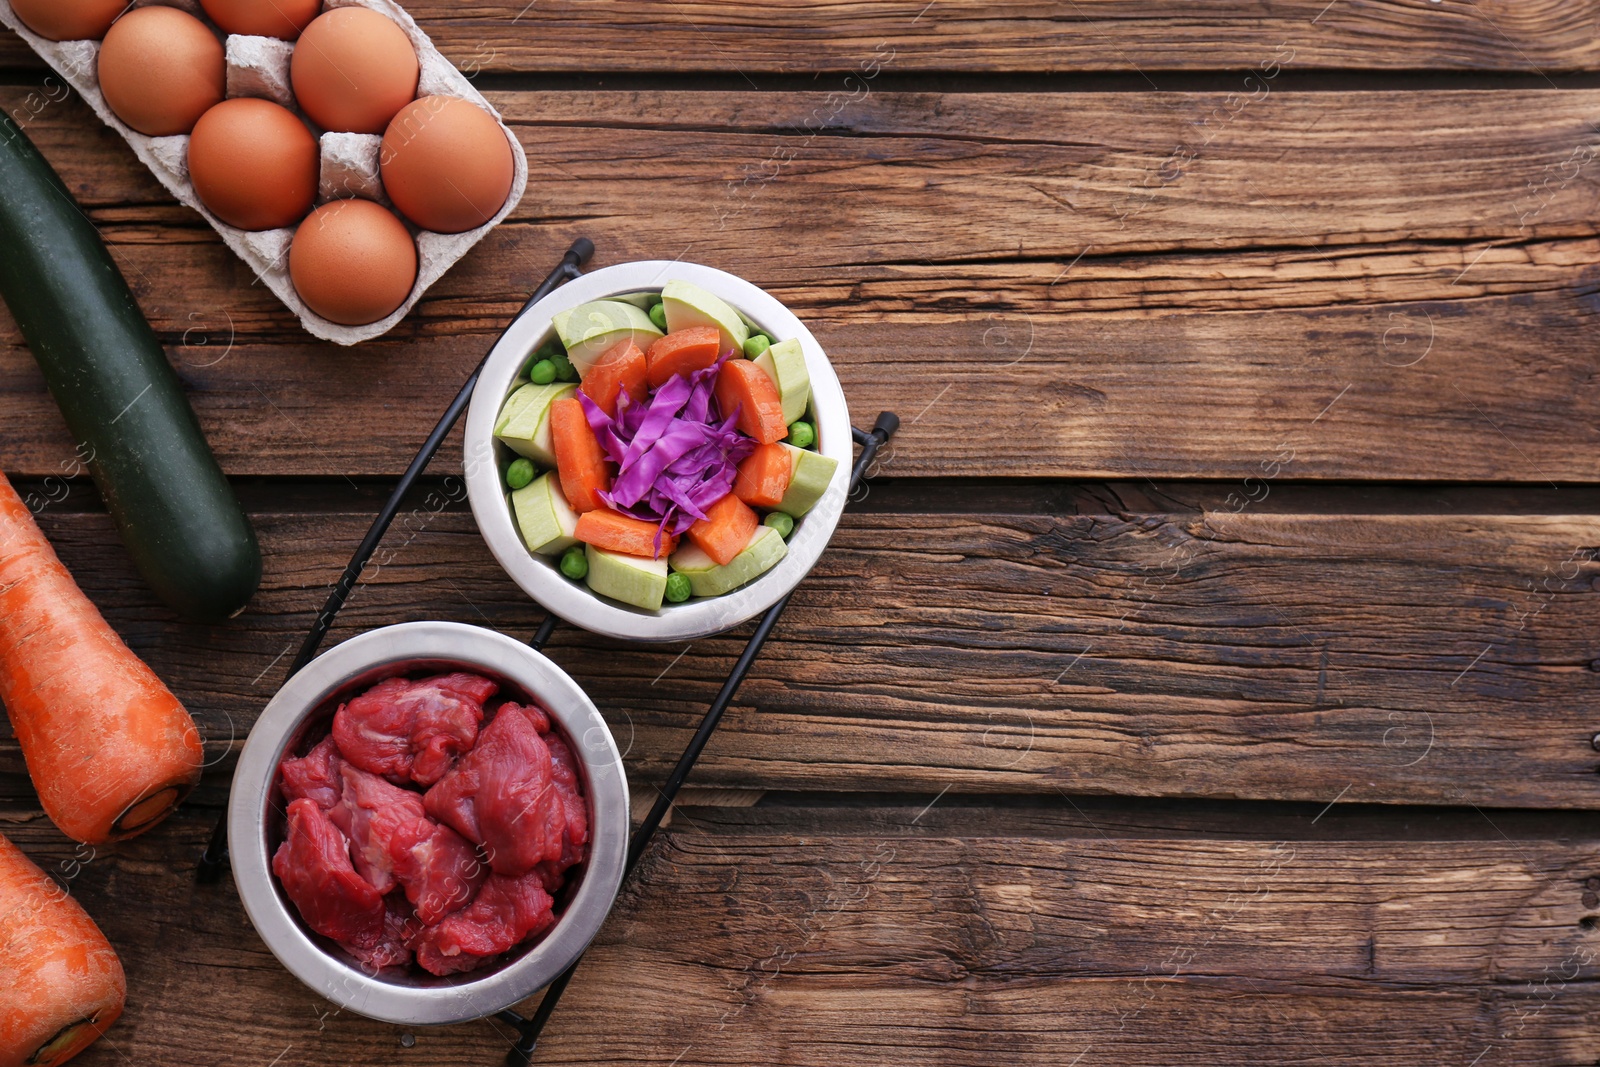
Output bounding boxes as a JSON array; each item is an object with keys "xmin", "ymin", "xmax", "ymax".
[{"xmin": 578, "ymin": 355, "xmax": 754, "ymax": 554}]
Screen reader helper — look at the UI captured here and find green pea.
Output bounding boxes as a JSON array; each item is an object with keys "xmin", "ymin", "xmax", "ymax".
[
  {"xmin": 552, "ymin": 354, "xmax": 578, "ymax": 382},
  {"xmin": 763, "ymin": 511, "xmax": 796, "ymax": 539},
  {"xmin": 743, "ymin": 333, "xmax": 772, "ymax": 359},
  {"xmin": 648, "ymin": 302, "xmax": 668, "ymax": 331},
  {"xmin": 664, "ymin": 571, "xmax": 692, "ymax": 603},
  {"xmin": 560, "ymin": 545, "xmax": 588, "ymax": 580},
  {"xmin": 505, "ymin": 458, "xmax": 536, "ymax": 490},
  {"xmin": 787, "ymin": 420, "xmax": 815, "ymax": 449},
  {"xmin": 528, "ymin": 358, "xmax": 557, "ymax": 385}
]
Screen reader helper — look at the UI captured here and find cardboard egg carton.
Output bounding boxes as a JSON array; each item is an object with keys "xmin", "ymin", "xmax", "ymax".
[{"xmin": 0, "ymin": 0, "xmax": 528, "ymax": 345}]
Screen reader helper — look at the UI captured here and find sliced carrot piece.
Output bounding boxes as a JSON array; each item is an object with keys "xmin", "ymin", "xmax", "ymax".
[
  {"xmin": 579, "ymin": 339, "xmax": 648, "ymax": 418},
  {"xmin": 687, "ymin": 493, "xmax": 759, "ymax": 567},
  {"xmin": 550, "ymin": 397, "xmax": 612, "ymax": 513},
  {"xmin": 714, "ymin": 359, "xmax": 788, "ymax": 444},
  {"xmin": 575, "ymin": 508, "xmax": 678, "ymax": 559},
  {"xmin": 646, "ymin": 326, "xmax": 722, "ymax": 388},
  {"xmin": 733, "ymin": 442, "xmax": 793, "ymax": 509}
]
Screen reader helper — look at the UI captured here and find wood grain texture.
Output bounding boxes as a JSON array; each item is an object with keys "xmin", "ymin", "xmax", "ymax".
[
  {"xmin": 5, "ymin": 1, "xmax": 1600, "ymax": 74},
  {"xmin": 4, "ymin": 494, "xmax": 1597, "ymax": 809},
  {"xmin": 5, "ymin": 89, "xmax": 1600, "ymax": 480},
  {"xmin": 0, "ymin": 7, "xmax": 1592, "ymax": 1063},
  {"xmin": 3, "ymin": 804, "xmax": 1595, "ymax": 1066}
]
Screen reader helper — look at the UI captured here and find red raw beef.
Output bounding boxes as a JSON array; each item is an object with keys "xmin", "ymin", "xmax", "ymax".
[
  {"xmin": 272, "ymin": 671, "xmax": 591, "ymax": 979},
  {"xmin": 423, "ymin": 703, "xmax": 588, "ymax": 876},
  {"xmin": 544, "ymin": 733, "xmax": 589, "ymax": 869},
  {"xmin": 347, "ymin": 894, "xmax": 417, "ymax": 974},
  {"xmin": 409, "ymin": 868, "xmax": 556, "ymax": 976},
  {"xmin": 333, "ymin": 672, "xmax": 498, "ymax": 786},
  {"xmin": 519, "ymin": 703, "xmax": 550, "ymax": 732},
  {"xmin": 279, "ymin": 735, "xmax": 344, "ymax": 810},
  {"xmin": 330, "ymin": 763, "xmax": 486, "ymax": 924},
  {"xmin": 273, "ymin": 798, "xmax": 384, "ymax": 948},
  {"xmin": 392, "ymin": 815, "xmax": 487, "ymax": 925}
]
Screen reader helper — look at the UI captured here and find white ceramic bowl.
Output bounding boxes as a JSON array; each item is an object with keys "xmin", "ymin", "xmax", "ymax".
[
  {"xmin": 229, "ymin": 621, "xmax": 630, "ymax": 1024},
  {"xmin": 464, "ymin": 261, "xmax": 851, "ymax": 642}
]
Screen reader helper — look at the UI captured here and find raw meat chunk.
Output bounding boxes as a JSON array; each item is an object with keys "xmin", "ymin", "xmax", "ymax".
[
  {"xmin": 392, "ymin": 815, "xmax": 487, "ymax": 925},
  {"xmin": 278, "ymin": 734, "xmax": 344, "ymax": 810},
  {"xmin": 544, "ymin": 733, "xmax": 590, "ymax": 871},
  {"xmin": 519, "ymin": 702, "xmax": 550, "ymax": 733},
  {"xmin": 272, "ymin": 798, "xmax": 384, "ymax": 948},
  {"xmin": 328, "ymin": 763, "xmax": 411, "ymax": 894},
  {"xmin": 409, "ymin": 868, "xmax": 556, "ymax": 976},
  {"xmin": 333, "ymin": 672, "xmax": 497, "ymax": 786},
  {"xmin": 424, "ymin": 703, "xmax": 587, "ymax": 876},
  {"xmin": 347, "ymin": 894, "xmax": 417, "ymax": 974},
  {"xmin": 330, "ymin": 763, "xmax": 485, "ymax": 923}
]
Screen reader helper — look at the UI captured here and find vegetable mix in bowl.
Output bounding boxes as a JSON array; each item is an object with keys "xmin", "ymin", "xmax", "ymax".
[{"xmin": 492, "ymin": 279, "xmax": 840, "ymax": 612}]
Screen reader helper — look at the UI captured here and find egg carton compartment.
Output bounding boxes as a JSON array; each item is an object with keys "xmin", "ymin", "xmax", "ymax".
[
  {"xmin": 0, "ymin": 0, "xmax": 528, "ymax": 345},
  {"xmin": 320, "ymin": 132, "xmax": 385, "ymax": 202},
  {"xmin": 226, "ymin": 34, "xmax": 294, "ymax": 107}
]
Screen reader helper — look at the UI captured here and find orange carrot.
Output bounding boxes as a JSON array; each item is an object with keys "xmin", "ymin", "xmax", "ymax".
[
  {"xmin": 579, "ymin": 339, "xmax": 648, "ymax": 418},
  {"xmin": 575, "ymin": 508, "xmax": 678, "ymax": 559},
  {"xmin": 714, "ymin": 359, "xmax": 788, "ymax": 444},
  {"xmin": 0, "ymin": 474, "xmax": 203, "ymax": 844},
  {"xmin": 687, "ymin": 493, "xmax": 758, "ymax": 566},
  {"xmin": 646, "ymin": 326, "xmax": 722, "ymax": 388},
  {"xmin": 733, "ymin": 443, "xmax": 792, "ymax": 509},
  {"xmin": 550, "ymin": 397, "xmax": 612, "ymax": 513},
  {"xmin": 0, "ymin": 832, "xmax": 125, "ymax": 1067}
]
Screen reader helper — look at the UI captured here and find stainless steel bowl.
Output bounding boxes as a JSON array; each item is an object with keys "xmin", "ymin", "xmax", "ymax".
[
  {"xmin": 229, "ymin": 621, "xmax": 630, "ymax": 1025},
  {"xmin": 464, "ymin": 261, "xmax": 852, "ymax": 642}
]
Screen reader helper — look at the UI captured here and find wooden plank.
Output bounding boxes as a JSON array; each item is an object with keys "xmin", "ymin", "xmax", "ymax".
[
  {"xmin": 3, "ymin": 492, "xmax": 1598, "ymax": 809},
  {"xmin": 6, "ymin": 2, "xmax": 1600, "ymax": 74},
  {"xmin": 4, "ymin": 88, "xmax": 1600, "ymax": 480},
  {"xmin": 3, "ymin": 804, "xmax": 1595, "ymax": 1066},
  {"xmin": 16, "ymin": 88, "xmax": 1600, "ymax": 249}
]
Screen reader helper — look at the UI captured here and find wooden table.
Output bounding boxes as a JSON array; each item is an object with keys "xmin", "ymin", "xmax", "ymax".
[{"xmin": 4, "ymin": 3, "xmax": 1600, "ymax": 1063}]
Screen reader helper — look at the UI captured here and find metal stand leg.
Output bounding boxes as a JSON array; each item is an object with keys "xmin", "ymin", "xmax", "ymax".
[
  {"xmin": 196, "ymin": 239, "xmax": 594, "ymax": 884},
  {"xmin": 528, "ymin": 614, "xmax": 559, "ymax": 653}
]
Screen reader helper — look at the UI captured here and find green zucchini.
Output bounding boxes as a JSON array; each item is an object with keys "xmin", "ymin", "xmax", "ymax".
[{"xmin": 0, "ymin": 114, "xmax": 260, "ymax": 622}]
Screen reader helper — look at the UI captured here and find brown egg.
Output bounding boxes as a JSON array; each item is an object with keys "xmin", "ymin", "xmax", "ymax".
[
  {"xmin": 380, "ymin": 96, "xmax": 514, "ymax": 234},
  {"xmin": 290, "ymin": 200, "xmax": 418, "ymax": 326},
  {"xmin": 290, "ymin": 8, "xmax": 419, "ymax": 135},
  {"xmin": 188, "ymin": 99, "xmax": 318, "ymax": 231},
  {"xmin": 10, "ymin": 0, "xmax": 126, "ymax": 41},
  {"xmin": 98, "ymin": 7, "xmax": 224, "ymax": 136},
  {"xmin": 199, "ymin": 0, "xmax": 321, "ymax": 40}
]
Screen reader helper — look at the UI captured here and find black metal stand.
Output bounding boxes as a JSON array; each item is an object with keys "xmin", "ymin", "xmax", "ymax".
[{"xmin": 192, "ymin": 238, "xmax": 901, "ymax": 1065}]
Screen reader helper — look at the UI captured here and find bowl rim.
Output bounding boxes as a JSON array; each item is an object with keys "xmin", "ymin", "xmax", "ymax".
[
  {"xmin": 463, "ymin": 260, "xmax": 852, "ymax": 642},
  {"xmin": 228, "ymin": 621, "xmax": 630, "ymax": 1025}
]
